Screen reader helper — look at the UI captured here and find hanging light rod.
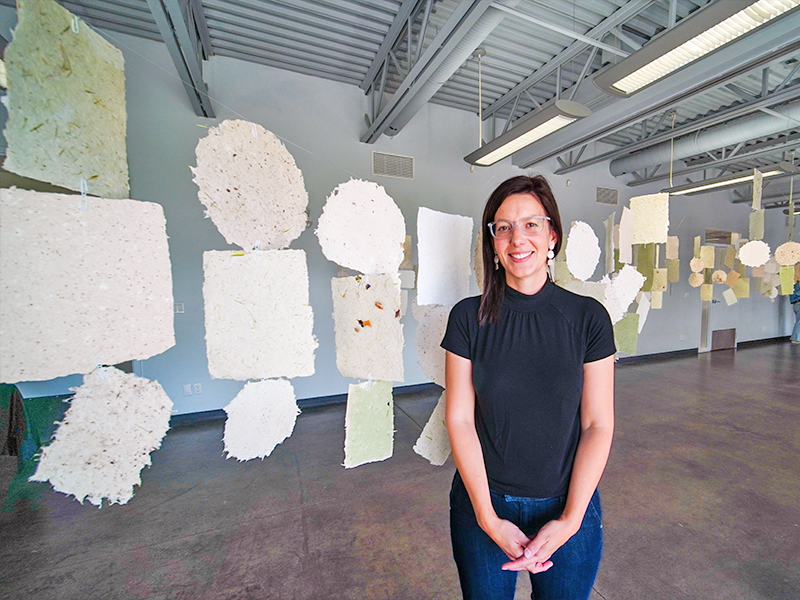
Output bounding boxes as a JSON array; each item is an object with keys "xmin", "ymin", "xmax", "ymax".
[
  {"xmin": 464, "ymin": 100, "xmax": 590, "ymax": 166},
  {"xmin": 594, "ymin": 0, "xmax": 800, "ymax": 97},
  {"xmin": 664, "ymin": 162, "xmax": 796, "ymax": 196}
]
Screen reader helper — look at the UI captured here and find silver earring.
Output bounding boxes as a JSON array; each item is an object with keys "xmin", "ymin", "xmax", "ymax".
[{"xmin": 494, "ymin": 255, "xmax": 499, "ymax": 270}]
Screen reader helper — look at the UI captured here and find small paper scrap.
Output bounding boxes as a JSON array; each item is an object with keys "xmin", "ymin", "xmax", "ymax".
[
  {"xmin": 565, "ymin": 221, "xmax": 601, "ymax": 282},
  {"xmin": 29, "ymin": 368, "xmax": 172, "ymax": 507},
  {"xmin": 344, "ymin": 380, "xmax": 394, "ymax": 468},
  {"xmin": 413, "ymin": 391, "xmax": 450, "ymax": 466},
  {"xmin": 417, "ymin": 207, "xmax": 474, "ymax": 306},
  {"xmin": 316, "ymin": 179, "xmax": 406, "ymax": 275},
  {"xmin": 222, "ymin": 379, "xmax": 300, "ymax": 461},
  {"xmin": 723, "ymin": 288, "xmax": 738, "ymax": 306}
]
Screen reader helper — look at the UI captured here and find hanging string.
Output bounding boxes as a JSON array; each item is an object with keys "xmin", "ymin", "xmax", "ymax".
[
  {"xmin": 789, "ymin": 151, "xmax": 795, "ymax": 242},
  {"xmin": 669, "ymin": 111, "xmax": 677, "ymax": 188},
  {"xmin": 478, "ymin": 52, "xmax": 483, "ymax": 148}
]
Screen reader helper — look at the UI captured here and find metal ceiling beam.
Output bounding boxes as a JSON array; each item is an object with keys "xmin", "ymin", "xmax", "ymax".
[
  {"xmin": 360, "ymin": 0, "xmax": 420, "ymax": 91},
  {"xmin": 146, "ymin": 0, "xmax": 215, "ymax": 117}
]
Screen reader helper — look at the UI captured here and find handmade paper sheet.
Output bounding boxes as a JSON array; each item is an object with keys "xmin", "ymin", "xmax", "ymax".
[
  {"xmin": 733, "ymin": 277, "xmax": 750, "ymax": 298},
  {"xmin": 651, "ymin": 290, "xmax": 663, "ymax": 309},
  {"xmin": 779, "ymin": 266, "xmax": 794, "ymax": 295},
  {"xmin": 344, "ymin": 380, "xmax": 393, "ymax": 468},
  {"xmin": 753, "ymin": 168, "xmax": 763, "ymax": 210},
  {"xmin": 222, "ymin": 379, "xmax": 300, "ymax": 461},
  {"xmin": 417, "ymin": 207, "xmax": 473, "ymax": 306},
  {"xmin": 413, "ymin": 391, "xmax": 450, "ymax": 466},
  {"xmin": 666, "ymin": 236, "xmax": 679, "ymax": 261},
  {"xmin": 603, "ymin": 265, "xmax": 645, "ymax": 324},
  {"xmin": 775, "ymin": 241, "xmax": 800, "ymax": 266},
  {"xmin": 604, "ymin": 213, "xmax": 615, "ymax": 275},
  {"xmin": 400, "ymin": 235, "xmax": 413, "ymax": 269},
  {"xmin": 636, "ymin": 293, "xmax": 650, "ymax": 334},
  {"xmin": 554, "ymin": 260, "xmax": 573, "ymax": 286},
  {"xmin": 565, "ymin": 221, "xmax": 601, "ymax": 281},
  {"xmin": 688, "ymin": 273, "xmax": 704, "ymax": 288},
  {"xmin": 193, "ymin": 120, "xmax": 309, "ymax": 250},
  {"xmin": 3, "ymin": 0, "xmax": 129, "ymax": 199},
  {"xmin": 749, "ymin": 210, "xmax": 765, "ymax": 241},
  {"xmin": 618, "ymin": 207, "xmax": 633, "ymax": 264},
  {"xmin": 652, "ymin": 268, "xmax": 667, "ymax": 292},
  {"xmin": 473, "ymin": 228, "xmax": 485, "ymax": 291},
  {"xmin": 203, "ymin": 250, "xmax": 317, "ymax": 380},
  {"xmin": 637, "ymin": 243, "xmax": 655, "ymax": 291},
  {"xmin": 723, "ymin": 287, "xmax": 738, "ymax": 305},
  {"xmin": 723, "ymin": 246, "xmax": 736, "ymax": 269},
  {"xmin": 630, "ymin": 193, "xmax": 668, "ymax": 244},
  {"xmin": 694, "ymin": 236, "xmax": 701, "ymax": 258},
  {"xmin": 711, "ymin": 270, "xmax": 727, "ymax": 284},
  {"xmin": 331, "ymin": 274, "xmax": 404, "ymax": 382},
  {"xmin": 700, "ymin": 284, "xmax": 713, "ymax": 302},
  {"xmin": 613, "ymin": 313, "xmax": 639, "ymax": 355},
  {"xmin": 0, "ymin": 188, "xmax": 174, "ymax": 383},
  {"xmin": 689, "ymin": 257, "xmax": 704, "ymax": 273},
  {"xmin": 29, "ymin": 368, "xmax": 172, "ymax": 506},
  {"xmin": 561, "ymin": 279, "xmax": 609, "ymax": 306},
  {"xmin": 667, "ymin": 259, "xmax": 680, "ymax": 282},
  {"xmin": 738, "ymin": 240, "xmax": 770, "ymax": 268},
  {"xmin": 411, "ymin": 301, "xmax": 450, "ymax": 387},
  {"xmin": 316, "ymin": 179, "xmax": 406, "ymax": 275},
  {"xmin": 700, "ymin": 246, "xmax": 715, "ymax": 269}
]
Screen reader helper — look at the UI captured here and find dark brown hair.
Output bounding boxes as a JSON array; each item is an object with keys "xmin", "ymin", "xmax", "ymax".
[{"xmin": 478, "ymin": 175, "xmax": 563, "ymax": 326}]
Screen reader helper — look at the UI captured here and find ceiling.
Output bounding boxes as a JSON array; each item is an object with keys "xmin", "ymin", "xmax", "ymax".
[{"xmin": 4, "ymin": 0, "xmax": 800, "ymax": 211}]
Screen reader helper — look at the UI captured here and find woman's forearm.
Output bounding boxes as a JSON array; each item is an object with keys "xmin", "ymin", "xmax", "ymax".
[
  {"xmin": 447, "ymin": 417, "xmax": 497, "ymax": 529},
  {"xmin": 560, "ymin": 424, "xmax": 613, "ymax": 529}
]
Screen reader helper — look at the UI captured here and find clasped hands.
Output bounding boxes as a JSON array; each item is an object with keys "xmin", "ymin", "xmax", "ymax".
[{"xmin": 484, "ymin": 516, "xmax": 579, "ymax": 574}]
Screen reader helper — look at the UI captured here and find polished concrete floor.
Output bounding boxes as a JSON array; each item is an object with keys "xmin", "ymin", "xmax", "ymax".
[{"xmin": 1, "ymin": 342, "xmax": 799, "ymax": 600}]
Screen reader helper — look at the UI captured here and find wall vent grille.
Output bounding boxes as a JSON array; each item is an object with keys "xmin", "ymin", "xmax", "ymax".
[
  {"xmin": 596, "ymin": 187, "xmax": 619, "ymax": 205},
  {"xmin": 372, "ymin": 151, "xmax": 414, "ymax": 180}
]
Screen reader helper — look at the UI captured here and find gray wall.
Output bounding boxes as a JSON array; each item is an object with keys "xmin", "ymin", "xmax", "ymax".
[{"xmin": 4, "ymin": 6, "xmax": 795, "ymax": 412}]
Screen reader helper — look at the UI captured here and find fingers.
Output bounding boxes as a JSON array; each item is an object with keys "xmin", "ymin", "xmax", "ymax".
[{"xmin": 500, "ymin": 556, "xmax": 553, "ymax": 573}]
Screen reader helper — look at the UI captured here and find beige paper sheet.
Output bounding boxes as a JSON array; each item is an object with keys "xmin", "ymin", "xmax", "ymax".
[
  {"xmin": 666, "ymin": 236, "xmax": 679, "ymax": 261},
  {"xmin": 733, "ymin": 277, "xmax": 750, "ymax": 298},
  {"xmin": 411, "ymin": 301, "xmax": 450, "ymax": 387},
  {"xmin": 723, "ymin": 288, "xmax": 738, "ymax": 305},
  {"xmin": 749, "ymin": 209, "xmax": 765, "ymax": 241},
  {"xmin": 0, "ymin": 188, "xmax": 174, "ymax": 383},
  {"xmin": 413, "ymin": 391, "xmax": 451, "ymax": 466},
  {"xmin": 618, "ymin": 207, "xmax": 633, "ymax": 264},
  {"xmin": 630, "ymin": 193, "xmax": 669, "ymax": 244},
  {"xmin": 344, "ymin": 380, "xmax": 393, "ymax": 468},
  {"xmin": 604, "ymin": 213, "xmax": 615, "ymax": 275},
  {"xmin": 700, "ymin": 283, "xmax": 713, "ymax": 302},
  {"xmin": 775, "ymin": 241, "xmax": 800, "ymax": 266},
  {"xmin": 651, "ymin": 290, "xmax": 663, "ymax": 309},
  {"xmin": 780, "ymin": 266, "xmax": 794, "ymax": 295},
  {"xmin": 700, "ymin": 246, "xmax": 715, "ymax": 269}
]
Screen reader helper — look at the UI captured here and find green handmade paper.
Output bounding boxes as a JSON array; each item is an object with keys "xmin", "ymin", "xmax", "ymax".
[
  {"xmin": 652, "ymin": 268, "xmax": 667, "ymax": 292},
  {"xmin": 700, "ymin": 246, "xmax": 715, "ymax": 269},
  {"xmin": 724, "ymin": 246, "xmax": 736, "ymax": 269},
  {"xmin": 733, "ymin": 277, "xmax": 750, "ymax": 298},
  {"xmin": 666, "ymin": 259, "xmax": 680, "ymax": 282},
  {"xmin": 613, "ymin": 313, "xmax": 639, "ymax": 355},
  {"xmin": 780, "ymin": 266, "xmax": 794, "ymax": 295},
  {"xmin": 749, "ymin": 209, "xmax": 764, "ymax": 241},
  {"xmin": 694, "ymin": 236, "xmax": 701, "ymax": 258},
  {"xmin": 636, "ymin": 243, "xmax": 655, "ymax": 291},
  {"xmin": 343, "ymin": 380, "xmax": 393, "ymax": 468},
  {"xmin": 700, "ymin": 283, "xmax": 713, "ymax": 302}
]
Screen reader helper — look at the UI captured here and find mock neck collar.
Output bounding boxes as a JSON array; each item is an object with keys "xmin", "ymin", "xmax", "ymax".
[{"xmin": 502, "ymin": 277, "xmax": 555, "ymax": 312}]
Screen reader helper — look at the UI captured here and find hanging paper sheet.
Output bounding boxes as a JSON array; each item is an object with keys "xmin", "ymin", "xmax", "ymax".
[
  {"xmin": 413, "ymin": 391, "xmax": 451, "ymax": 466},
  {"xmin": 343, "ymin": 380, "xmax": 394, "ymax": 468},
  {"xmin": 417, "ymin": 207, "xmax": 474, "ymax": 306}
]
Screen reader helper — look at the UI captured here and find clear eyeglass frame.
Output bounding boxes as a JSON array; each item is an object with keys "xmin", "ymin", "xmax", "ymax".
[{"xmin": 488, "ymin": 215, "xmax": 551, "ymax": 239}]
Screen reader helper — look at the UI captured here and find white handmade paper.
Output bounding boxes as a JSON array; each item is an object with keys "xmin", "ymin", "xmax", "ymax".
[
  {"xmin": 411, "ymin": 301, "xmax": 451, "ymax": 387},
  {"xmin": 604, "ymin": 213, "xmax": 615, "ymax": 275},
  {"xmin": 316, "ymin": 179, "xmax": 406, "ymax": 274},
  {"xmin": 331, "ymin": 274, "xmax": 404, "ymax": 382},
  {"xmin": 4, "ymin": 0, "xmax": 129, "ymax": 199},
  {"xmin": 603, "ymin": 265, "xmax": 646, "ymax": 324},
  {"xmin": 636, "ymin": 293, "xmax": 650, "ymax": 334},
  {"xmin": 0, "ymin": 188, "xmax": 174, "ymax": 383},
  {"xmin": 344, "ymin": 380, "xmax": 394, "ymax": 468},
  {"xmin": 223, "ymin": 379, "xmax": 300, "ymax": 461},
  {"xmin": 203, "ymin": 250, "xmax": 317, "ymax": 380},
  {"xmin": 723, "ymin": 287, "xmax": 738, "ymax": 306},
  {"xmin": 618, "ymin": 206, "xmax": 633, "ymax": 264},
  {"xmin": 738, "ymin": 240, "xmax": 771, "ymax": 268},
  {"xmin": 565, "ymin": 221, "xmax": 601, "ymax": 282},
  {"xmin": 417, "ymin": 207, "xmax": 474, "ymax": 306},
  {"xmin": 29, "ymin": 368, "xmax": 172, "ymax": 507},
  {"xmin": 630, "ymin": 193, "xmax": 669, "ymax": 244},
  {"xmin": 413, "ymin": 391, "xmax": 451, "ymax": 466}
]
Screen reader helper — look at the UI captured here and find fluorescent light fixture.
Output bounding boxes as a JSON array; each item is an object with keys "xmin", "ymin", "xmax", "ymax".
[
  {"xmin": 665, "ymin": 162, "xmax": 794, "ymax": 196},
  {"xmin": 465, "ymin": 100, "xmax": 590, "ymax": 166},
  {"xmin": 594, "ymin": 0, "xmax": 800, "ymax": 96}
]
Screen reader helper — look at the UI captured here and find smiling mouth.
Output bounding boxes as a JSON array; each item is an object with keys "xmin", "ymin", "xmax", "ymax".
[{"xmin": 509, "ymin": 251, "xmax": 533, "ymax": 260}]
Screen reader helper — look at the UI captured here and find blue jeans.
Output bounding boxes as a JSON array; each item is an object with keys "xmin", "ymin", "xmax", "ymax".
[
  {"xmin": 792, "ymin": 302, "xmax": 800, "ymax": 342},
  {"xmin": 450, "ymin": 473, "xmax": 603, "ymax": 600}
]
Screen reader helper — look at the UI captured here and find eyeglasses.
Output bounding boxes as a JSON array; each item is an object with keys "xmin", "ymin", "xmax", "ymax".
[{"xmin": 488, "ymin": 216, "xmax": 551, "ymax": 239}]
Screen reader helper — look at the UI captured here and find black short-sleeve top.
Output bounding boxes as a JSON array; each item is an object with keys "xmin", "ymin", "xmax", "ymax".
[{"xmin": 441, "ymin": 278, "xmax": 616, "ymax": 498}]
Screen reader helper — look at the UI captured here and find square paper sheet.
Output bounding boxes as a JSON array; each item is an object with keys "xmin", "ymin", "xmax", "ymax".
[
  {"xmin": 630, "ymin": 193, "xmax": 668, "ymax": 244},
  {"xmin": 0, "ymin": 188, "xmax": 174, "ymax": 383},
  {"xmin": 344, "ymin": 380, "xmax": 394, "ymax": 468},
  {"xmin": 332, "ymin": 274, "xmax": 404, "ymax": 382},
  {"xmin": 203, "ymin": 250, "xmax": 317, "ymax": 380},
  {"xmin": 417, "ymin": 207, "xmax": 473, "ymax": 306}
]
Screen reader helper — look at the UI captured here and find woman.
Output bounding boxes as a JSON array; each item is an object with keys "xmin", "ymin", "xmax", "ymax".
[{"xmin": 442, "ymin": 175, "xmax": 616, "ymax": 600}]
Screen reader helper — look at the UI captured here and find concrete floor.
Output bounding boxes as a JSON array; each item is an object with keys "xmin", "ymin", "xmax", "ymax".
[{"xmin": 1, "ymin": 342, "xmax": 798, "ymax": 599}]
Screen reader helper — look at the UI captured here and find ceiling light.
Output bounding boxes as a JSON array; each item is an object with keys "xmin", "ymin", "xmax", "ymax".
[
  {"xmin": 664, "ymin": 162, "xmax": 795, "ymax": 196},
  {"xmin": 464, "ymin": 100, "xmax": 590, "ymax": 166},
  {"xmin": 594, "ymin": 0, "xmax": 800, "ymax": 97}
]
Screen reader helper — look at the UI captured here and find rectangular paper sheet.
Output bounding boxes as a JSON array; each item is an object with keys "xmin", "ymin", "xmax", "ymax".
[
  {"xmin": 752, "ymin": 168, "xmax": 762, "ymax": 210},
  {"xmin": 413, "ymin": 391, "xmax": 451, "ymax": 466},
  {"xmin": 724, "ymin": 246, "xmax": 736, "ymax": 269},
  {"xmin": 619, "ymin": 207, "xmax": 633, "ymax": 264},
  {"xmin": 733, "ymin": 277, "xmax": 750, "ymax": 298},
  {"xmin": 652, "ymin": 268, "xmax": 667, "ymax": 292},
  {"xmin": 613, "ymin": 313, "xmax": 639, "ymax": 355},
  {"xmin": 0, "ymin": 188, "xmax": 174, "ymax": 383},
  {"xmin": 651, "ymin": 290, "xmax": 663, "ymax": 309},
  {"xmin": 749, "ymin": 210, "xmax": 764, "ymax": 241},
  {"xmin": 4, "ymin": 0, "xmax": 129, "ymax": 199},
  {"xmin": 417, "ymin": 207, "xmax": 473, "ymax": 306},
  {"xmin": 331, "ymin": 274, "xmax": 404, "ymax": 382},
  {"xmin": 666, "ymin": 236, "xmax": 679, "ymax": 260},
  {"xmin": 723, "ymin": 288, "xmax": 738, "ymax": 305},
  {"xmin": 344, "ymin": 380, "xmax": 393, "ymax": 468},
  {"xmin": 630, "ymin": 193, "xmax": 669, "ymax": 244},
  {"xmin": 725, "ymin": 270, "xmax": 741, "ymax": 287},
  {"xmin": 637, "ymin": 244, "xmax": 655, "ymax": 292},
  {"xmin": 694, "ymin": 236, "xmax": 701, "ymax": 258},
  {"xmin": 203, "ymin": 250, "xmax": 317, "ymax": 380},
  {"xmin": 399, "ymin": 269, "xmax": 416, "ymax": 289},
  {"xmin": 604, "ymin": 213, "xmax": 615, "ymax": 275},
  {"xmin": 700, "ymin": 283, "xmax": 713, "ymax": 302},
  {"xmin": 700, "ymin": 246, "xmax": 715, "ymax": 269},
  {"xmin": 780, "ymin": 266, "xmax": 794, "ymax": 295},
  {"xmin": 636, "ymin": 294, "xmax": 650, "ymax": 334},
  {"xmin": 666, "ymin": 259, "xmax": 680, "ymax": 283}
]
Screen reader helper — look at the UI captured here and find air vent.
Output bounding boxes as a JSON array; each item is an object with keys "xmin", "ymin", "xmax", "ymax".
[
  {"xmin": 372, "ymin": 151, "xmax": 414, "ymax": 180},
  {"xmin": 596, "ymin": 187, "xmax": 619, "ymax": 206}
]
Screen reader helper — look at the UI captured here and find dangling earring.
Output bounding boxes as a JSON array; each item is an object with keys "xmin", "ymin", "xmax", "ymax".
[
  {"xmin": 547, "ymin": 246, "xmax": 555, "ymax": 266},
  {"xmin": 494, "ymin": 255, "xmax": 500, "ymax": 270}
]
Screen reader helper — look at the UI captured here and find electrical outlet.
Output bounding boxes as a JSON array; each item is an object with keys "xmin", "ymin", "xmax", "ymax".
[
  {"xmin": 680, "ymin": 334, "xmax": 686, "ymax": 341},
  {"xmin": 193, "ymin": 383, "xmax": 202, "ymax": 394},
  {"xmin": 174, "ymin": 303, "xmax": 185, "ymax": 314},
  {"xmin": 183, "ymin": 384, "xmax": 192, "ymax": 396}
]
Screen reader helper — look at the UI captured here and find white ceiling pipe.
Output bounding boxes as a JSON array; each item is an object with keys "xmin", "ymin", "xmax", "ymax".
[
  {"xmin": 609, "ymin": 100, "xmax": 800, "ymax": 176},
  {"xmin": 385, "ymin": 0, "xmax": 520, "ymax": 136}
]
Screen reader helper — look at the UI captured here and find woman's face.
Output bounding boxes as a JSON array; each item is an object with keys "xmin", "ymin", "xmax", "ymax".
[{"xmin": 491, "ymin": 193, "xmax": 557, "ymax": 294}]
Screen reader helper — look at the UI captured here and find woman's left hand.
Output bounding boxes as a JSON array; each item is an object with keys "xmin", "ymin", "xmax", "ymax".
[{"xmin": 500, "ymin": 517, "xmax": 579, "ymax": 573}]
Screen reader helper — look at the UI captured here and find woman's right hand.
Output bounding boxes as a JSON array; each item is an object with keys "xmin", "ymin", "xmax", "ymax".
[{"xmin": 480, "ymin": 514, "xmax": 531, "ymax": 561}]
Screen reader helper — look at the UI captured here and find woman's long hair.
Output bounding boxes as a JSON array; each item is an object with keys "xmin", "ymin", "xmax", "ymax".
[{"xmin": 478, "ymin": 175, "xmax": 563, "ymax": 326}]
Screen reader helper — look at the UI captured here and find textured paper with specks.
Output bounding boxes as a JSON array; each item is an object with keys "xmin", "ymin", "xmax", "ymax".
[
  {"xmin": 4, "ymin": 0, "xmax": 129, "ymax": 199},
  {"xmin": 413, "ymin": 391, "xmax": 451, "ymax": 466},
  {"xmin": 316, "ymin": 179, "xmax": 406, "ymax": 274},
  {"xmin": 630, "ymin": 193, "xmax": 669, "ymax": 244},
  {"xmin": 223, "ymin": 379, "xmax": 300, "ymax": 461},
  {"xmin": 565, "ymin": 221, "xmax": 601, "ymax": 282},
  {"xmin": 331, "ymin": 274, "xmax": 404, "ymax": 382},
  {"xmin": 0, "ymin": 188, "xmax": 174, "ymax": 383},
  {"xmin": 203, "ymin": 250, "xmax": 317, "ymax": 380},
  {"xmin": 29, "ymin": 368, "xmax": 172, "ymax": 506},
  {"xmin": 411, "ymin": 301, "xmax": 450, "ymax": 387},
  {"xmin": 417, "ymin": 207, "xmax": 474, "ymax": 306},
  {"xmin": 192, "ymin": 120, "xmax": 309, "ymax": 250},
  {"xmin": 344, "ymin": 380, "xmax": 393, "ymax": 468}
]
